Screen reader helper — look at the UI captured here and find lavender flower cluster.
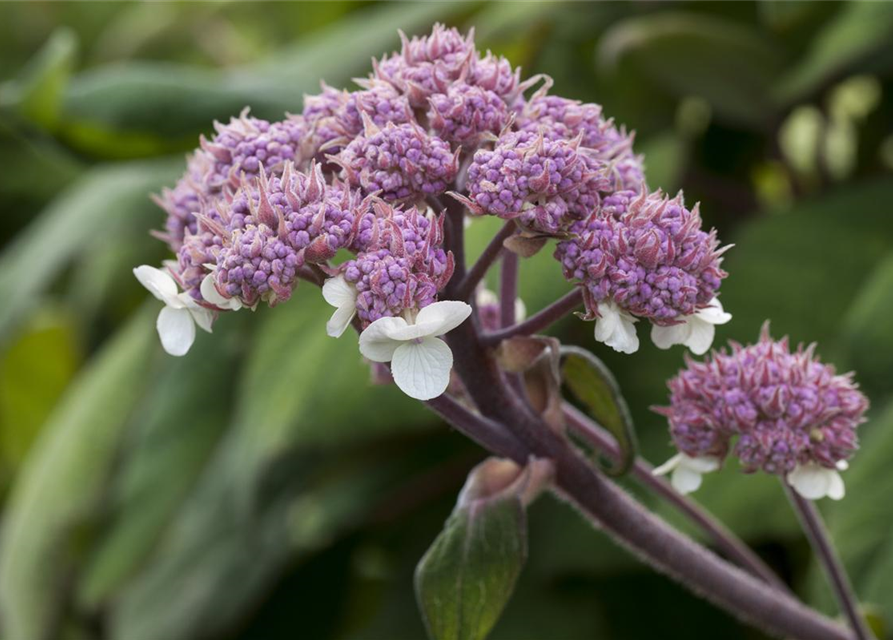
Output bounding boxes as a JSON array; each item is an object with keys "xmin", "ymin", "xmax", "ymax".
[
  {"xmin": 148, "ymin": 23, "xmax": 716, "ymax": 339},
  {"xmin": 656, "ymin": 324, "xmax": 868, "ymax": 477},
  {"xmin": 555, "ymin": 190, "xmax": 728, "ymax": 325}
]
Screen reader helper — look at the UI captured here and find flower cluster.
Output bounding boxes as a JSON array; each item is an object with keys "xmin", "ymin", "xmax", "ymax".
[
  {"xmin": 653, "ymin": 324, "xmax": 869, "ymax": 500},
  {"xmin": 136, "ymin": 23, "xmax": 726, "ymax": 401},
  {"xmin": 555, "ymin": 190, "xmax": 731, "ymax": 354}
]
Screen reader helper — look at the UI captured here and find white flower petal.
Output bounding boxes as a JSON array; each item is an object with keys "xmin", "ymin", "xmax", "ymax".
[
  {"xmin": 684, "ymin": 455, "xmax": 721, "ymax": 473},
  {"xmin": 787, "ymin": 463, "xmax": 838, "ymax": 500},
  {"xmin": 322, "ymin": 276, "xmax": 357, "ymax": 309},
  {"xmin": 685, "ymin": 317, "xmax": 716, "ymax": 355},
  {"xmin": 415, "ymin": 301, "xmax": 473, "ymax": 337},
  {"xmin": 652, "ymin": 453, "xmax": 683, "ymax": 477},
  {"xmin": 358, "ymin": 317, "xmax": 409, "ymax": 362},
  {"xmin": 697, "ymin": 298, "xmax": 732, "ymax": 325},
  {"xmin": 157, "ymin": 306, "xmax": 196, "ymax": 356},
  {"xmin": 672, "ymin": 466, "xmax": 704, "ymax": 494},
  {"xmin": 390, "ymin": 336, "xmax": 453, "ymax": 400},
  {"xmin": 187, "ymin": 302, "xmax": 215, "ymax": 334},
  {"xmin": 201, "ymin": 274, "xmax": 241, "ymax": 311},
  {"xmin": 134, "ymin": 265, "xmax": 180, "ymax": 307},
  {"xmin": 651, "ymin": 322, "xmax": 691, "ymax": 350},
  {"xmin": 594, "ymin": 301, "xmax": 639, "ymax": 354},
  {"xmin": 326, "ymin": 304, "xmax": 356, "ymax": 338},
  {"xmin": 827, "ymin": 471, "xmax": 846, "ymax": 500},
  {"xmin": 515, "ymin": 298, "xmax": 527, "ymax": 322}
]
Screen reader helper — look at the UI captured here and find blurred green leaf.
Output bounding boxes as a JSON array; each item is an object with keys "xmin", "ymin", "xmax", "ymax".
[
  {"xmin": 598, "ymin": 12, "xmax": 783, "ymax": 129},
  {"xmin": 839, "ymin": 253, "xmax": 893, "ymax": 401},
  {"xmin": 0, "ymin": 305, "xmax": 159, "ymax": 640},
  {"xmin": 415, "ymin": 460, "xmax": 530, "ymax": 640},
  {"xmin": 0, "ymin": 27, "xmax": 77, "ymax": 131},
  {"xmin": 76, "ymin": 313, "xmax": 249, "ymax": 609},
  {"xmin": 775, "ymin": 2, "xmax": 893, "ymax": 103},
  {"xmin": 561, "ymin": 346, "xmax": 637, "ymax": 476},
  {"xmin": 0, "ymin": 308, "xmax": 81, "ymax": 479},
  {"xmin": 107, "ymin": 294, "xmax": 435, "ymax": 640},
  {"xmin": 58, "ymin": 2, "xmax": 469, "ymax": 156},
  {"xmin": 0, "ymin": 158, "xmax": 181, "ymax": 345}
]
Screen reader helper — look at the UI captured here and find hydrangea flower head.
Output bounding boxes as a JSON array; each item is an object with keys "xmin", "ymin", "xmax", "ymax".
[
  {"xmin": 654, "ymin": 323, "xmax": 869, "ymax": 500},
  {"xmin": 462, "ymin": 129, "xmax": 609, "ymax": 235},
  {"xmin": 555, "ymin": 189, "xmax": 730, "ymax": 353},
  {"xmin": 335, "ymin": 118, "xmax": 459, "ymax": 203}
]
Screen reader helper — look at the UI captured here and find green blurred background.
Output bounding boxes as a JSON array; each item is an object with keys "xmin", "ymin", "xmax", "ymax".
[{"xmin": 0, "ymin": 2, "xmax": 892, "ymax": 639}]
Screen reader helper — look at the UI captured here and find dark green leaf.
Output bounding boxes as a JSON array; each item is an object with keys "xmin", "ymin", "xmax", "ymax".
[
  {"xmin": 597, "ymin": 12, "xmax": 783, "ymax": 129},
  {"xmin": 561, "ymin": 345, "xmax": 637, "ymax": 476},
  {"xmin": 415, "ymin": 458, "xmax": 548, "ymax": 640}
]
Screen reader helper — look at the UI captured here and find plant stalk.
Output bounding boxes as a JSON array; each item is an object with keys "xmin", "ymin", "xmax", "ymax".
[
  {"xmin": 481, "ymin": 288, "xmax": 583, "ymax": 346},
  {"xmin": 784, "ymin": 484, "xmax": 873, "ymax": 640}
]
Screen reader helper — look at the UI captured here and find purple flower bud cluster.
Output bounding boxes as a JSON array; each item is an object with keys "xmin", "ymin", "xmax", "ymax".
[
  {"xmin": 342, "ymin": 203, "xmax": 454, "ymax": 326},
  {"xmin": 336, "ymin": 121, "xmax": 459, "ymax": 203},
  {"xmin": 154, "ymin": 111, "xmax": 311, "ymax": 252},
  {"xmin": 462, "ymin": 130, "xmax": 609, "ymax": 235},
  {"xmin": 209, "ymin": 163, "xmax": 370, "ymax": 307},
  {"xmin": 555, "ymin": 191, "xmax": 728, "ymax": 324},
  {"xmin": 428, "ymin": 83, "xmax": 509, "ymax": 145},
  {"xmin": 655, "ymin": 324, "xmax": 869, "ymax": 475}
]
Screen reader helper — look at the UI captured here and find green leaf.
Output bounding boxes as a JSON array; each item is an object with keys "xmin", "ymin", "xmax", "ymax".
[
  {"xmin": 775, "ymin": 2, "xmax": 893, "ymax": 104},
  {"xmin": 57, "ymin": 2, "xmax": 469, "ymax": 155},
  {"xmin": 106, "ymin": 294, "xmax": 435, "ymax": 640},
  {"xmin": 415, "ymin": 458, "xmax": 547, "ymax": 640},
  {"xmin": 597, "ymin": 12, "xmax": 783, "ymax": 129},
  {"xmin": 75, "ymin": 313, "xmax": 249, "ymax": 608},
  {"xmin": 0, "ymin": 158, "xmax": 182, "ymax": 344},
  {"xmin": 0, "ymin": 27, "xmax": 78, "ymax": 131},
  {"xmin": 0, "ymin": 307, "xmax": 81, "ymax": 481},
  {"xmin": 561, "ymin": 346, "xmax": 637, "ymax": 476},
  {"xmin": 0, "ymin": 305, "xmax": 159, "ymax": 640},
  {"xmin": 838, "ymin": 253, "xmax": 893, "ymax": 402}
]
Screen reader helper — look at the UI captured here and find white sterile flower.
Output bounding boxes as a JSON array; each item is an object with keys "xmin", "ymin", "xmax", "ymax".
[
  {"xmin": 133, "ymin": 265, "xmax": 214, "ymax": 357},
  {"xmin": 651, "ymin": 297, "xmax": 732, "ymax": 355},
  {"xmin": 358, "ymin": 301, "xmax": 472, "ymax": 401},
  {"xmin": 322, "ymin": 275, "xmax": 357, "ymax": 338},
  {"xmin": 653, "ymin": 453, "xmax": 721, "ymax": 495},
  {"xmin": 594, "ymin": 300, "xmax": 639, "ymax": 354},
  {"xmin": 786, "ymin": 461, "xmax": 848, "ymax": 501},
  {"xmin": 200, "ymin": 274, "xmax": 242, "ymax": 311}
]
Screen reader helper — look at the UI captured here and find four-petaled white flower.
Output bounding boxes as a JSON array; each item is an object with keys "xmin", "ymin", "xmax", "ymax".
[
  {"xmin": 787, "ymin": 461, "xmax": 848, "ymax": 501},
  {"xmin": 651, "ymin": 297, "xmax": 732, "ymax": 355},
  {"xmin": 133, "ymin": 265, "xmax": 214, "ymax": 356},
  {"xmin": 594, "ymin": 300, "xmax": 639, "ymax": 354},
  {"xmin": 359, "ymin": 301, "xmax": 472, "ymax": 401},
  {"xmin": 322, "ymin": 275, "xmax": 357, "ymax": 338},
  {"xmin": 653, "ymin": 453, "xmax": 721, "ymax": 494}
]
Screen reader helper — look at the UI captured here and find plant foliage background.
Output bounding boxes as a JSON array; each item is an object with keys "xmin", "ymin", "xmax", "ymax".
[{"xmin": 1, "ymin": 2, "xmax": 892, "ymax": 639}]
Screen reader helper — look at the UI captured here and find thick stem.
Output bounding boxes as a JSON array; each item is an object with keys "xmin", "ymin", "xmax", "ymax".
[
  {"xmin": 481, "ymin": 288, "xmax": 583, "ymax": 346},
  {"xmin": 785, "ymin": 485, "xmax": 873, "ymax": 640},
  {"xmin": 563, "ymin": 403, "xmax": 789, "ymax": 592},
  {"xmin": 499, "ymin": 251, "xmax": 519, "ymax": 328},
  {"xmin": 455, "ymin": 220, "xmax": 516, "ymax": 300}
]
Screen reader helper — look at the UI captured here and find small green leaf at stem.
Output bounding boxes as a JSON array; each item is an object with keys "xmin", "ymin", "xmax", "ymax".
[
  {"xmin": 560, "ymin": 345, "xmax": 638, "ymax": 477},
  {"xmin": 415, "ymin": 458, "xmax": 552, "ymax": 640}
]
